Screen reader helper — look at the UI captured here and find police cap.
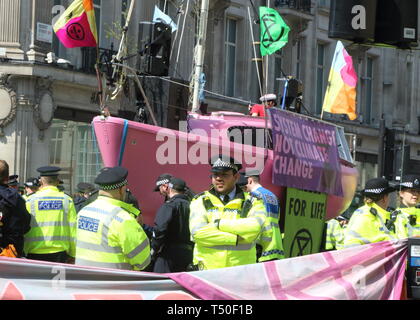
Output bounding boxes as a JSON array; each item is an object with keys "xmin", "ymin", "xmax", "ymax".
[
  {"xmin": 209, "ymin": 155, "xmax": 242, "ymax": 173},
  {"xmin": 95, "ymin": 166, "xmax": 128, "ymax": 191},
  {"xmin": 168, "ymin": 177, "xmax": 187, "ymax": 192},
  {"xmin": 24, "ymin": 177, "xmax": 40, "ymax": 188},
  {"xmin": 398, "ymin": 174, "xmax": 420, "ymax": 190},
  {"xmin": 153, "ymin": 173, "xmax": 173, "ymax": 192},
  {"xmin": 77, "ymin": 182, "xmax": 95, "ymax": 193},
  {"xmin": 362, "ymin": 177, "xmax": 396, "ymax": 197},
  {"xmin": 243, "ymin": 169, "xmax": 261, "ymax": 178},
  {"xmin": 237, "ymin": 172, "xmax": 248, "ymax": 187},
  {"xmin": 8, "ymin": 174, "xmax": 19, "ymax": 186},
  {"xmin": 37, "ymin": 166, "xmax": 61, "ymax": 177}
]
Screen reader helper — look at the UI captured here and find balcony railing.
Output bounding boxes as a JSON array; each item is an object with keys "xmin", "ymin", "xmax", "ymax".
[
  {"xmin": 274, "ymin": 0, "xmax": 312, "ymax": 13},
  {"xmin": 80, "ymin": 45, "xmax": 117, "ymax": 75}
]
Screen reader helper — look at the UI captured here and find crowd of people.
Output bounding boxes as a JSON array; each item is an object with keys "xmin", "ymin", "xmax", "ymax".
[{"xmin": 1, "ymin": 156, "xmax": 419, "ymax": 273}]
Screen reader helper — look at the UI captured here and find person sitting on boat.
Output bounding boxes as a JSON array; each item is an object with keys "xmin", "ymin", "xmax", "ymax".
[
  {"xmin": 394, "ymin": 174, "xmax": 420, "ymax": 239},
  {"xmin": 75, "ymin": 166, "xmax": 151, "ymax": 271},
  {"xmin": 240, "ymin": 170, "xmax": 285, "ymax": 262},
  {"xmin": 249, "ymin": 93, "xmax": 277, "ymax": 117},
  {"xmin": 189, "ymin": 155, "xmax": 268, "ymax": 270},
  {"xmin": 342, "ymin": 177, "xmax": 397, "ymax": 249}
]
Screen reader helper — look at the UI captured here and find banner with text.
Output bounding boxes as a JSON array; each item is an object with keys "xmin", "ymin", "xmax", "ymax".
[
  {"xmin": 283, "ymin": 188, "xmax": 327, "ymax": 258},
  {"xmin": 0, "ymin": 240, "xmax": 407, "ymax": 300},
  {"xmin": 269, "ymin": 109, "xmax": 343, "ymax": 197}
]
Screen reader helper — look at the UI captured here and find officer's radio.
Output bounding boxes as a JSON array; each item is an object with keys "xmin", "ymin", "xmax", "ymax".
[{"xmin": 407, "ymin": 237, "xmax": 420, "ymax": 299}]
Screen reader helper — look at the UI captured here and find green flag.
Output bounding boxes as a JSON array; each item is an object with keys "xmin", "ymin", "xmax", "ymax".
[{"xmin": 259, "ymin": 6, "xmax": 290, "ymax": 56}]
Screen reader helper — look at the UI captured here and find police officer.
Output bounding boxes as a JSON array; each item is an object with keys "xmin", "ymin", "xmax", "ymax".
[
  {"xmin": 154, "ymin": 173, "xmax": 174, "ymax": 202},
  {"xmin": 75, "ymin": 166, "xmax": 151, "ymax": 271},
  {"xmin": 151, "ymin": 177, "xmax": 194, "ymax": 273},
  {"xmin": 189, "ymin": 155, "xmax": 268, "ymax": 270},
  {"xmin": 73, "ymin": 182, "xmax": 95, "ymax": 213},
  {"xmin": 23, "ymin": 177, "xmax": 40, "ymax": 201},
  {"xmin": 0, "ymin": 160, "xmax": 31, "ymax": 257},
  {"xmin": 241, "ymin": 170, "xmax": 284, "ymax": 261},
  {"xmin": 343, "ymin": 177, "xmax": 397, "ymax": 249},
  {"xmin": 8, "ymin": 175, "xmax": 19, "ymax": 190},
  {"xmin": 325, "ymin": 215, "xmax": 348, "ymax": 251},
  {"xmin": 24, "ymin": 166, "xmax": 77, "ymax": 263},
  {"xmin": 394, "ymin": 175, "xmax": 420, "ymax": 238}
]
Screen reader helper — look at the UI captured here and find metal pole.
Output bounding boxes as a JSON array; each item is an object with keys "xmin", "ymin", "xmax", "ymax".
[
  {"xmin": 377, "ymin": 115, "xmax": 385, "ymax": 177},
  {"xmin": 191, "ymin": 0, "xmax": 209, "ymax": 113}
]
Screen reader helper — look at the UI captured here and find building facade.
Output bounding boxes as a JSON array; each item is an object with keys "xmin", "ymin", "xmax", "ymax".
[{"xmin": 0, "ymin": 0, "xmax": 419, "ymax": 195}]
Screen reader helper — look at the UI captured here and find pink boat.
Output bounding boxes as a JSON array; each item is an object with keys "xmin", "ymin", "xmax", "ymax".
[{"xmin": 92, "ymin": 110, "xmax": 358, "ymax": 226}]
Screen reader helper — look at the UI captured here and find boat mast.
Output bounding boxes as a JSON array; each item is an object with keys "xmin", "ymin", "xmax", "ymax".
[{"xmin": 191, "ymin": 0, "xmax": 209, "ymax": 114}]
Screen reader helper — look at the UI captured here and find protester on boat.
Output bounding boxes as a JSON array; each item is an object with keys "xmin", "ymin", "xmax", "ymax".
[
  {"xmin": 240, "ymin": 170, "xmax": 284, "ymax": 261},
  {"xmin": 23, "ymin": 177, "xmax": 40, "ymax": 201},
  {"xmin": 342, "ymin": 177, "xmax": 397, "ymax": 249},
  {"xmin": 249, "ymin": 93, "xmax": 277, "ymax": 117},
  {"xmin": 24, "ymin": 166, "xmax": 77, "ymax": 263},
  {"xmin": 394, "ymin": 174, "xmax": 420, "ymax": 238},
  {"xmin": 151, "ymin": 177, "xmax": 193, "ymax": 273},
  {"xmin": 75, "ymin": 166, "xmax": 151, "ymax": 271},
  {"xmin": 0, "ymin": 160, "xmax": 31, "ymax": 258},
  {"xmin": 189, "ymin": 155, "xmax": 268, "ymax": 270}
]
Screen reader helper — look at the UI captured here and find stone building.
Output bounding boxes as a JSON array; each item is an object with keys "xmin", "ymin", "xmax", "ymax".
[{"xmin": 0, "ymin": 0, "xmax": 419, "ymax": 194}]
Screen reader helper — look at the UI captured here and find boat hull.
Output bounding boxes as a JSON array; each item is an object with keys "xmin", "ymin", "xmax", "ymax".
[{"xmin": 92, "ymin": 116, "xmax": 358, "ymax": 226}]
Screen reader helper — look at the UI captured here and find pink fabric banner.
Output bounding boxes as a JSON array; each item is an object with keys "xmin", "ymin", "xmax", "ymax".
[{"xmin": 0, "ymin": 240, "xmax": 407, "ymax": 300}]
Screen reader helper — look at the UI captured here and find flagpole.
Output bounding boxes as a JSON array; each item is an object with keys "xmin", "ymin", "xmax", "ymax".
[{"xmin": 247, "ymin": 6, "xmax": 263, "ymax": 98}]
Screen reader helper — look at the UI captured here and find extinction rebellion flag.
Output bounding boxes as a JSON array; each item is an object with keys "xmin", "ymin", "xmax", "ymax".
[
  {"xmin": 259, "ymin": 6, "xmax": 290, "ymax": 56},
  {"xmin": 53, "ymin": 0, "xmax": 98, "ymax": 48}
]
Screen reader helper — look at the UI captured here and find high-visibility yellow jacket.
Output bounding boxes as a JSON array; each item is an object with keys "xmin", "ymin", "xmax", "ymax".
[
  {"xmin": 325, "ymin": 218, "xmax": 346, "ymax": 250},
  {"xmin": 342, "ymin": 203, "xmax": 396, "ymax": 249},
  {"xmin": 189, "ymin": 189, "xmax": 267, "ymax": 270},
  {"xmin": 24, "ymin": 186, "xmax": 77, "ymax": 257},
  {"xmin": 75, "ymin": 196, "xmax": 150, "ymax": 271},
  {"xmin": 395, "ymin": 206, "xmax": 420, "ymax": 238}
]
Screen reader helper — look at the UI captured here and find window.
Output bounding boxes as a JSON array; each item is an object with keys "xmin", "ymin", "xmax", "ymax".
[
  {"xmin": 224, "ymin": 18, "xmax": 237, "ymax": 97},
  {"xmin": 315, "ymin": 43, "xmax": 326, "ymax": 114},
  {"xmin": 274, "ymin": 49, "xmax": 283, "ymax": 87},
  {"xmin": 318, "ymin": 0, "xmax": 331, "ymax": 8},
  {"xmin": 406, "ymin": 61, "xmax": 413, "ymax": 123},
  {"xmin": 295, "ymin": 39, "xmax": 302, "ymax": 79},
  {"xmin": 49, "ymin": 119, "xmax": 103, "ymax": 194},
  {"xmin": 364, "ymin": 57, "xmax": 373, "ymax": 124}
]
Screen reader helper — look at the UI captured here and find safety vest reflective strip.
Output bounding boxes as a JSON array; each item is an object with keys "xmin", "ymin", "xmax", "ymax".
[
  {"xmin": 344, "ymin": 230, "xmax": 372, "ymax": 246},
  {"xmin": 76, "ymin": 206, "xmax": 123, "ymax": 254},
  {"xmin": 375, "ymin": 213, "xmax": 397, "ymax": 240},
  {"xmin": 205, "ymin": 243, "xmax": 254, "ymax": 251},
  {"xmin": 75, "ymin": 258, "xmax": 132, "ymax": 270},
  {"xmin": 25, "ymin": 195, "xmax": 75, "ymax": 254}
]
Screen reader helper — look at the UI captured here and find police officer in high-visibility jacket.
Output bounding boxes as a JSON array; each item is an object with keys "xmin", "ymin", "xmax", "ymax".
[
  {"xmin": 241, "ymin": 171, "xmax": 284, "ymax": 262},
  {"xmin": 189, "ymin": 155, "xmax": 267, "ymax": 270},
  {"xmin": 22, "ymin": 177, "xmax": 40, "ymax": 201},
  {"xmin": 325, "ymin": 215, "xmax": 348, "ymax": 250},
  {"xmin": 75, "ymin": 166, "xmax": 151, "ymax": 271},
  {"xmin": 343, "ymin": 178, "xmax": 397, "ymax": 249},
  {"xmin": 24, "ymin": 166, "xmax": 77, "ymax": 263},
  {"xmin": 394, "ymin": 175, "xmax": 420, "ymax": 238}
]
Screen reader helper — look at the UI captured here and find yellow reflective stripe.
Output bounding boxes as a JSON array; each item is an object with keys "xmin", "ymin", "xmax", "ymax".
[
  {"xmin": 344, "ymin": 230, "xmax": 371, "ymax": 245},
  {"xmin": 133, "ymin": 255, "xmax": 151, "ymax": 270},
  {"xmin": 126, "ymin": 238, "xmax": 149, "ymax": 259},
  {"xmin": 75, "ymin": 258, "xmax": 132, "ymax": 270},
  {"xmin": 191, "ymin": 222, "xmax": 207, "ymax": 236},
  {"xmin": 205, "ymin": 243, "xmax": 254, "ymax": 251},
  {"xmin": 25, "ymin": 236, "xmax": 74, "ymax": 242},
  {"xmin": 76, "ymin": 240, "xmax": 123, "ymax": 253}
]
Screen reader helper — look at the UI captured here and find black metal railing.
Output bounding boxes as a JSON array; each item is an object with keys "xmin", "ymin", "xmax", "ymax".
[
  {"xmin": 80, "ymin": 45, "xmax": 117, "ymax": 75},
  {"xmin": 274, "ymin": 0, "xmax": 312, "ymax": 13}
]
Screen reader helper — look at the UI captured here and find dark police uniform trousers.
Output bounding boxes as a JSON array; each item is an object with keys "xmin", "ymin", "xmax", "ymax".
[
  {"xmin": 151, "ymin": 194, "xmax": 193, "ymax": 273},
  {"xmin": 0, "ymin": 184, "xmax": 31, "ymax": 257}
]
